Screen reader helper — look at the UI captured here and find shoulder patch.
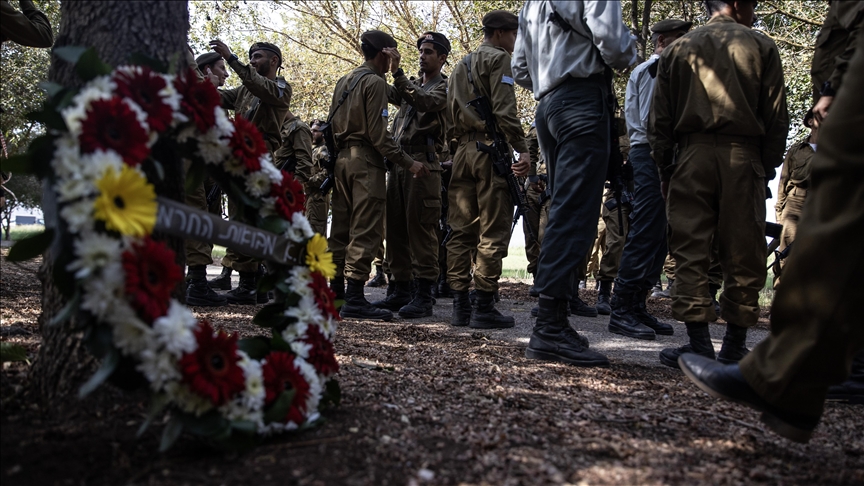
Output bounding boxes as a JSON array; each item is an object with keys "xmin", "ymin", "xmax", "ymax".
[
  {"xmin": 501, "ymin": 75, "xmax": 514, "ymax": 85},
  {"xmin": 382, "ymin": 108, "xmax": 389, "ymax": 117},
  {"xmin": 277, "ymin": 79, "xmax": 286, "ymax": 89}
]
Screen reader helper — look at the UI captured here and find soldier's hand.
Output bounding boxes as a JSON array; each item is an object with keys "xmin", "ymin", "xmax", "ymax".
[
  {"xmin": 813, "ymin": 95, "xmax": 833, "ymax": 123},
  {"xmin": 204, "ymin": 67, "xmax": 220, "ymax": 87},
  {"xmin": 512, "ymin": 153, "xmax": 530, "ymax": 177},
  {"xmin": 209, "ymin": 40, "xmax": 232, "ymax": 60},
  {"xmin": 409, "ymin": 160, "xmax": 430, "ymax": 178},
  {"xmin": 383, "ymin": 47, "xmax": 401, "ymax": 74},
  {"xmin": 441, "ymin": 159, "xmax": 453, "ymax": 170}
]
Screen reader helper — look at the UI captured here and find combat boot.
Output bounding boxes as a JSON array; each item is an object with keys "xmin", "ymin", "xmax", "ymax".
[
  {"xmin": 330, "ymin": 276, "xmax": 345, "ymax": 302},
  {"xmin": 655, "ymin": 278, "xmax": 673, "ymax": 298},
  {"xmin": 470, "ymin": 290, "xmax": 514, "ymax": 329},
  {"xmin": 650, "ymin": 280, "xmax": 664, "ymax": 298},
  {"xmin": 367, "ymin": 265, "xmax": 387, "ymax": 287},
  {"xmin": 226, "ymin": 271, "xmax": 258, "ymax": 305},
  {"xmin": 659, "ymin": 321, "xmax": 715, "ymax": 368},
  {"xmin": 633, "ymin": 288, "xmax": 673, "ymax": 335},
  {"xmin": 526, "ymin": 298, "xmax": 609, "ymax": 367},
  {"xmin": 717, "ymin": 323, "xmax": 750, "ymax": 364},
  {"xmin": 371, "ymin": 281, "xmax": 411, "ymax": 311},
  {"xmin": 340, "ymin": 278, "xmax": 393, "ymax": 321},
  {"xmin": 608, "ymin": 291, "xmax": 656, "ymax": 340},
  {"xmin": 208, "ymin": 266, "xmax": 233, "ymax": 290},
  {"xmin": 595, "ymin": 280, "xmax": 612, "ymax": 315},
  {"xmin": 569, "ymin": 290, "xmax": 598, "ymax": 317},
  {"xmin": 437, "ymin": 275, "xmax": 451, "ymax": 298},
  {"xmin": 399, "ymin": 278, "xmax": 434, "ymax": 318},
  {"xmin": 451, "ymin": 290, "xmax": 471, "ymax": 326},
  {"xmin": 385, "ymin": 280, "xmax": 396, "ymax": 297},
  {"xmin": 186, "ymin": 265, "xmax": 227, "ymax": 307}
]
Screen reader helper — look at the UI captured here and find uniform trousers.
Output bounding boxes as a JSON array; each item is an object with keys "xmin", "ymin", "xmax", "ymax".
[
  {"xmin": 330, "ymin": 143, "xmax": 387, "ymax": 282},
  {"xmin": 667, "ymin": 134, "xmax": 766, "ymax": 326},
  {"xmin": 777, "ymin": 189, "xmax": 806, "ymax": 271},
  {"xmin": 446, "ymin": 134, "xmax": 512, "ymax": 293},
  {"xmin": 586, "ymin": 211, "xmax": 605, "ymax": 279},
  {"xmin": 598, "ymin": 193, "xmax": 630, "ymax": 282},
  {"xmin": 534, "ymin": 75, "xmax": 609, "ymax": 300},
  {"xmin": 523, "ymin": 183, "xmax": 549, "ymax": 277},
  {"xmin": 739, "ymin": 32, "xmax": 864, "ymax": 417},
  {"xmin": 304, "ymin": 182, "xmax": 330, "ymax": 238}
]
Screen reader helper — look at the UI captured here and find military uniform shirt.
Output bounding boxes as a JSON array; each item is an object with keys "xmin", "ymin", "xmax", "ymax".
[
  {"xmin": 775, "ymin": 141, "xmax": 814, "ymax": 215},
  {"xmin": 305, "ymin": 144, "xmax": 328, "ymax": 185},
  {"xmin": 649, "ymin": 14, "xmax": 789, "ymax": 181},
  {"xmin": 388, "ymin": 72, "xmax": 448, "ymax": 153},
  {"xmin": 0, "ymin": 0, "xmax": 52, "ymax": 47},
  {"xmin": 811, "ymin": 1, "xmax": 864, "ymax": 97},
  {"xmin": 274, "ymin": 116, "xmax": 313, "ymax": 175}
]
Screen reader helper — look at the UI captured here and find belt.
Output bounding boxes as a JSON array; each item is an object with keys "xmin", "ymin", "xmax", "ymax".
[
  {"xmin": 341, "ymin": 141, "xmax": 373, "ymax": 149},
  {"xmin": 458, "ymin": 132, "xmax": 490, "ymax": 143},
  {"xmin": 679, "ymin": 133, "xmax": 760, "ymax": 146},
  {"xmin": 400, "ymin": 144, "xmax": 436, "ymax": 154}
]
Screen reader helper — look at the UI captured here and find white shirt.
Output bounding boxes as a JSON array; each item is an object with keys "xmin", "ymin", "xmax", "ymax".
[
  {"xmin": 625, "ymin": 54, "xmax": 660, "ymax": 146},
  {"xmin": 512, "ymin": 0, "xmax": 636, "ymax": 100}
]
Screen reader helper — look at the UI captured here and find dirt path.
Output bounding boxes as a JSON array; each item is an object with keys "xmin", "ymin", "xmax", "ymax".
[{"xmin": 2, "ymin": 257, "xmax": 862, "ymax": 485}]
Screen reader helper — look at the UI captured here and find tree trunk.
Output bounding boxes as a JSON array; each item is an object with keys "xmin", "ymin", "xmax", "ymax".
[{"xmin": 30, "ymin": 0, "xmax": 190, "ymax": 406}]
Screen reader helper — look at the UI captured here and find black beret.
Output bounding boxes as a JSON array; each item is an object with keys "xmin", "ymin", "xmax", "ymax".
[
  {"xmin": 195, "ymin": 52, "xmax": 222, "ymax": 68},
  {"xmin": 248, "ymin": 42, "xmax": 282, "ymax": 65},
  {"xmin": 360, "ymin": 30, "xmax": 398, "ymax": 51},
  {"xmin": 482, "ymin": 10, "xmax": 519, "ymax": 31},
  {"xmin": 651, "ymin": 19, "xmax": 693, "ymax": 34},
  {"xmin": 416, "ymin": 31, "xmax": 451, "ymax": 55}
]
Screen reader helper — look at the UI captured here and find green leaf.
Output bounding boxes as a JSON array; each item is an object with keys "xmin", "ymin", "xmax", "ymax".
[
  {"xmin": 259, "ymin": 216, "xmax": 289, "ymax": 235},
  {"xmin": 263, "ymin": 389, "xmax": 295, "ymax": 424},
  {"xmin": 27, "ymin": 109, "xmax": 67, "ymax": 132},
  {"xmin": 26, "ymin": 134, "xmax": 58, "ymax": 178},
  {"xmin": 334, "ymin": 299, "xmax": 345, "ymax": 311},
  {"xmin": 53, "ymin": 45, "xmax": 88, "ymax": 65},
  {"xmin": 321, "ymin": 379, "xmax": 341, "ymax": 408},
  {"xmin": 159, "ymin": 416, "xmax": 184, "ymax": 452},
  {"xmin": 270, "ymin": 331, "xmax": 292, "ymax": 352},
  {"xmin": 226, "ymin": 179, "xmax": 261, "ymax": 208},
  {"xmin": 252, "ymin": 303, "xmax": 288, "ymax": 328},
  {"xmin": 128, "ymin": 52, "xmax": 168, "ymax": 73},
  {"xmin": 0, "ymin": 343, "xmax": 28, "ymax": 363},
  {"xmin": 136, "ymin": 393, "xmax": 169, "ymax": 438},
  {"xmin": 230, "ymin": 420, "xmax": 258, "ymax": 435},
  {"xmin": 47, "ymin": 290, "xmax": 81, "ymax": 327},
  {"xmin": 37, "ymin": 81, "xmax": 65, "ymax": 98},
  {"xmin": 6, "ymin": 228, "xmax": 55, "ymax": 262},
  {"xmin": 78, "ymin": 348, "xmax": 119, "ymax": 398},
  {"xmin": 0, "ymin": 154, "xmax": 35, "ymax": 175},
  {"xmin": 75, "ymin": 47, "xmax": 112, "ymax": 82},
  {"xmin": 178, "ymin": 410, "xmax": 229, "ymax": 437},
  {"xmin": 151, "ymin": 160, "xmax": 165, "ymax": 181},
  {"xmin": 237, "ymin": 336, "xmax": 271, "ymax": 360}
]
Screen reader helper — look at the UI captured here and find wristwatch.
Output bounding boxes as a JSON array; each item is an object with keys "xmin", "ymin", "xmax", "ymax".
[
  {"xmin": 228, "ymin": 53, "xmax": 239, "ymax": 64},
  {"xmin": 392, "ymin": 68, "xmax": 404, "ymax": 78},
  {"xmin": 820, "ymin": 80, "xmax": 836, "ymax": 97}
]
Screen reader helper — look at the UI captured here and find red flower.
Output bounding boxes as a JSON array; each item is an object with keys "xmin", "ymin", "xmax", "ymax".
[
  {"xmin": 174, "ymin": 68, "xmax": 220, "ymax": 132},
  {"xmin": 179, "ymin": 321, "xmax": 246, "ymax": 406},
  {"xmin": 271, "ymin": 170, "xmax": 306, "ymax": 219},
  {"xmin": 114, "ymin": 67, "xmax": 174, "ymax": 132},
  {"xmin": 309, "ymin": 272, "xmax": 339, "ymax": 321},
  {"xmin": 122, "ymin": 237, "xmax": 183, "ymax": 322},
  {"xmin": 79, "ymin": 97, "xmax": 150, "ymax": 166},
  {"xmin": 228, "ymin": 116, "xmax": 268, "ymax": 171},
  {"xmin": 262, "ymin": 352, "xmax": 310, "ymax": 424},
  {"xmin": 301, "ymin": 325, "xmax": 339, "ymax": 377}
]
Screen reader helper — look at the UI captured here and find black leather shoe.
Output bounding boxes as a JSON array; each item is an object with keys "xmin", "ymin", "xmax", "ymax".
[
  {"xmin": 595, "ymin": 280, "xmax": 612, "ymax": 315},
  {"xmin": 569, "ymin": 295, "xmax": 598, "ymax": 317},
  {"xmin": 186, "ymin": 266, "xmax": 228, "ymax": 307},
  {"xmin": 659, "ymin": 322, "xmax": 714, "ymax": 368},
  {"xmin": 470, "ymin": 290, "xmax": 514, "ymax": 329},
  {"xmin": 208, "ymin": 266, "xmax": 233, "ymax": 290},
  {"xmin": 717, "ymin": 323, "xmax": 750, "ymax": 364},
  {"xmin": 371, "ymin": 281, "xmax": 411, "ymax": 311},
  {"xmin": 526, "ymin": 299, "xmax": 609, "ymax": 367},
  {"xmin": 367, "ymin": 266, "xmax": 387, "ymax": 287},
  {"xmin": 437, "ymin": 277, "xmax": 452, "ymax": 298},
  {"xmin": 451, "ymin": 291, "xmax": 471, "ymax": 327},
  {"xmin": 399, "ymin": 279, "xmax": 434, "ymax": 318},
  {"xmin": 226, "ymin": 271, "xmax": 258, "ymax": 305},
  {"xmin": 826, "ymin": 378, "xmax": 864, "ymax": 404},
  {"xmin": 634, "ymin": 288, "xmax": 673, "ymax": 335},
  {"xmin": 529, "ymin": 284, "xmax": 539, "ymax": 298},
  {"xmin": 679, "ymin": 354, "xmax": 820, "ymax": 443},
  {"xmin": 608, "ymin": 292, "xmax": 655, "ymax": 340},
  {"xmin": 341, "ymin": 278, "xmax": 392, "ymax": 321}
]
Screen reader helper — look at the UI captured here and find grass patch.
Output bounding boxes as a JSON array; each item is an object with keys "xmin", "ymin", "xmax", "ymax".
[{"xmin": 5, "ymin": 225, "xmax": 46, "ymax": 241}]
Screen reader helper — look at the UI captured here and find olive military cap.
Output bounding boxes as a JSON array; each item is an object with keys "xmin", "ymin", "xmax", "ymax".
[
  {"xmin": 360, "ymin": 30, "xmax": 398, "ymax": 51},
  {"xmin": 248, "ymin": 42, "xmax": 282, "ymax": 66},
  {"xmin": 195, "ymin": 52, "xmax": 222, "ymax": 68},
  {"xmin": 482, "ymin": 10, "xmax": 519, "ymax": 31},
  {"xmin": 651, "ymin": 19, "xmax": 693, "ymax": 34},
  {"xmin": 416, "ymin": 31, "xmax": 451, "ymax": 55}
]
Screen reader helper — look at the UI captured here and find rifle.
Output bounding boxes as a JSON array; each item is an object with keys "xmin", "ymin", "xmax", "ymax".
[{"xmin": 462, "ymin": 53, "xmax": 536, "ymax": 242}]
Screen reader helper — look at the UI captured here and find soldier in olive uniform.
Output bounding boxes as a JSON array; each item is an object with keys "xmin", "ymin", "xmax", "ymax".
[
  {"xmin": 650, "ymin": 0, "xmax": 789, "ymax": 368},
  {"xmin": 447, "ymin": 11, "xmax": 530, "ymax": 330},
  {"xmin": 274, "ymin": 112, "xmax": 313, "ymax": 176},
  {"xmin": 300, "ymin": 120, "xmax": 330, "ymax": 237},
  {"xmin": 1, "ymin": 0, "xmax": 53, "ymax": 47},
  {"xmin": 369, "ymin": 32, "xmax": 451, "ymax": 319},
  {"xmin": 209, "ymin": 40, "xmax": 292, "ymax": 305},
  {"xmin": 328, "ymin": 30, "xmax": 429, "ymax": 321},
  {"xmin": 810, "ymin": 0, "xmax": 863, "ymax": 120},
  {"xmin": 523, "ymin": 122, "xmax": 550, "ymax": 297}
]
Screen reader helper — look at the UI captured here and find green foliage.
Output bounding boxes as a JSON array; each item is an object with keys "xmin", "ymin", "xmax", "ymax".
[
  {"xmin": 6, "ymin": 227, "xmax": 54, "ymax": 261},
  {"xmin": 0, "ymin": 342, "xmax": 29, "ymax": 363}
]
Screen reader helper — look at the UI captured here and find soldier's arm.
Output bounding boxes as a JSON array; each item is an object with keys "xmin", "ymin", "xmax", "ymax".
[
  {"xmin": 218, "ymin": 87, "xmax": 240, "ymax": 111},
  {"xmin": 648, "ymin": 54, "xmax": 676, "ymax": 181},
  {"xmin": 757, "ymin": 42, "xmax": 790, "ymax": 179},
  {"xmin": 392, "ymin": 73, "xmax": 447, "ymax": 112},
  {"xmin": 365, "ymin": 77, "xmax": 415, "ymax": 170},
  {"xmin": 225, "ymin": 57, "xmax": 291, "ymax": 108},
  {"xmin": 386, "ymin": 82, "xmax": 403, "ymax": 106},
  {"xmin": 0, "ymin": 0, "xmax": 53, "ymax": 48},
  {"xmin": 581, "ymin": 0, "xmax": 637, "ymax": 70},
  {"xmin": 486, "ymin": 53, "xmax": 528, "ymax": 154},
  {"xmin": 293, "ymin": 125, "xmax": 314, "ymax": 183},
  {"xmin": 511, "ymin": 12, "xmax": 532, "ymax": 90},
  {"xmin": 826, "ymin": 10, "xmax": 864, "ymax": 95},
  {"xmin": 527, "ymin": 128, "xmax": 540, "ymax": 176}
]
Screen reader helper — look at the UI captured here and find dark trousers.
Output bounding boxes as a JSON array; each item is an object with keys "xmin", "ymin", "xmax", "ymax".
[
  {"xmin": 534, "ymin": 75, "xmax": 609, "ymax": 300},
  {"xmin": 614, "ymin": 143, "xmax": 667, "ymax": 294}
]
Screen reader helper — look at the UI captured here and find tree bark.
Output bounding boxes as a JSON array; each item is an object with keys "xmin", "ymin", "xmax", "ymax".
[{"xmin": 30, "ymin": 0, "xmax": 190, "ymax": 407}]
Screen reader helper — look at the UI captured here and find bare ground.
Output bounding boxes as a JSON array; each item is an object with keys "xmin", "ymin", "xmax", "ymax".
[{"xmin": 1, "ymin": 250, "xmax": 862, "ymax": 485}]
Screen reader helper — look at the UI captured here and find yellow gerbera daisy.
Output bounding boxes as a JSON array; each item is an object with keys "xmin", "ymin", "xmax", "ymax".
[
  {"xmin": 93, "ymin": 165, "xmax": 157, "ymax": 237},
  {"xmin": 305, "ymin": 233, "xmax": 335, "ymax": 279}
]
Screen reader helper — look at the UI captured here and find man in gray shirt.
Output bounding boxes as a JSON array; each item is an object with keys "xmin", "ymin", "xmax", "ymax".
[{"xmin": 512, "ymin": 0, "xmax": 636, "ymax": 366}]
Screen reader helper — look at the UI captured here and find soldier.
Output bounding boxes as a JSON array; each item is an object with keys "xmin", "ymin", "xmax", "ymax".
[
  {"xmin": 274, "ymin": 112, "xmax": 313, "ymax": 176},
  {"xmin": 446, "ymin": 11, "xmax": 530, "ymax": 329},
  {"xmin": 513, "ymin": 0, "xmax": 636, "ymax": 366},
  {"xmin": 369, "ymin": 32, "xmax": 450, "ymax": 319},
  {"xmin": 810, "ymin": 0, "xmax": 863, "ymax": 121},
  {"xmin": 679, "ymin": 22, "xmax": 864, "ymax": 441},
  {"xmin": 523, "ymin": 121, "xmax": 550, "ymax": 298},
  {"xmin": 1, "ymin": 0, "xmax": 53, "ymax": 48},
  {"xmin": 594, "ymin": 184, "xmax": 629, "ymax": 314},
  {"xmin": 300, "ymin": 120, "xmax": 330, "ymax": 237},
  {"xmin": 328, "ymin": 30, "xmax": 430, "ymax": 321},
  {"xmin": 607, "ymin": 19, "xmax": 691, "ymax": 340},
  {"xmin": 773, "ymin": 110, "xmax": 817, "ymax": 285},
  {"xmin": 650, "ymin": 0, "xmax": 789, "ymax": 368},
  {"xmin": 209, "ymin": 40, "xmax": 292, "ymax": 305}
]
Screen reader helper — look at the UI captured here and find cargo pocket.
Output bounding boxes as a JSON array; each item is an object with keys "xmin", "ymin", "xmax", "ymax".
[{"xmin": 421, "ymin": 198, "xmax": 441, "ymax": 225}]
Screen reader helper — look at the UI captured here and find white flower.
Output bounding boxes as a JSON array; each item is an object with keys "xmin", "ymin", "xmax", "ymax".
[
  {"xmin": 177, "ymin": 125, "xmax": 196, "ymax": 143},
  {"xmin": 214, "ymin": 107, "xmax": 234, "ymax": 137},
  {"xmin": 66, "ymin": 231, "xmax": 122, "ymax": 279},
  {"xmin": 165, "ymin": 382, "xmax": 214, "ymax": 416},
  {"xmin": 88, "ymin": 74, "xmax": 117, "ymax": 95},
  {"xmin": 292, "ymin": 212, "xmax": 314, "ymax": 238},
  {"xmin": 79, "ymin": 149, "xmax": 124, "ymax": 182},
  {"xmin": 123, "ymin": 98, "xmax": 150, "ymax": 134},
  {"xmin": 288, "ymin": 266, "xmax": 313, "ymax": 298},
  {"xmin": 52, "ymin": 135, "xmax": 82, "ymax": 178},
  {"xmin": 159, "ymin": 75, "xmax": 182, "ymax": 113},
  {"xmin": 223, "ymin": 155, "xmax": 247, "ymax": 177},
  {"xmin": 198, "ymin": 130, "xmax": 230, "ymax": 165},
  {"xmin": 137, "ymin": 347, "xmax": 181, "ymax": 391},
  {"xmin": 290, "ymin": 340, "xmax": 312, "ymax": 360},
  {"xmin": 220, "ymin": 351, "xmax": 265, "ymax": 422},
  {"xmin": 80, "ymin": 262, "xmax": 125, "ymax": 319},
  {"xmin": 258, "ymin": 156, "xmax": 283, "ymax": 184},
  {"xmin": 108, "ymin": 304, "xmax": 154, "ymax": 355},
  {"xmin": 281, "ymin": 321, "xmax": 309, "ymax": 343},
  {"xmin": 259, "ymin": 196, "xmax": 277, "ymax": 218},
  {"xmin": 245, "ymin": 170, "xmax": 272, "ymax": 198},
  {"xmin": 285, "ymin": 294, "xmax": 321, "ymax": 325},
  {"xmin": 295, "ymin": 357, "xmax": 322, "ymax": 421},
  {"xmin": 316, "ymin": 317, "xmax": 337, "ymax": 340},
  {"xmin": 54, "ymin": 177, "xmax": 94, "ymax": 202},
  {"xmin": 152, "ymin": 300, "xmax": 198, "ymax": 358},
  {"xmin": 60, "ymin": 198, "xmax": 95, "ymax": 234},
  {"xmin": 62, "ymin": 77, "xmax": 116, "ymax": 135}
]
